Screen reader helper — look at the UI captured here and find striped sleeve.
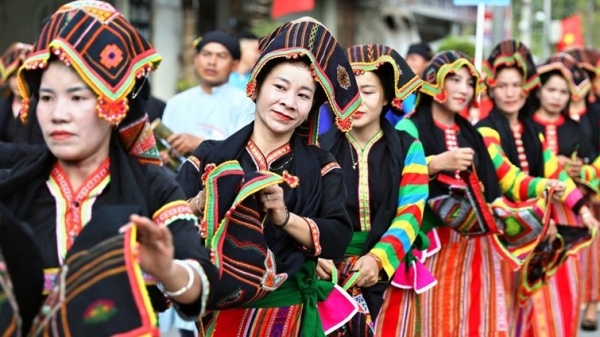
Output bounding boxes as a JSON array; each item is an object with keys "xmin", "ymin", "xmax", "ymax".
[
  {"xmin": 538, "ymin": 135, "xmax": 585, "ymax": 209},
  {"xmin": 369, "ymin": 139, "xmax": 429, "ymax": 278},
  {"xmin": 478, "ymin": 126, "xmax": 547, "ymax": 201}
]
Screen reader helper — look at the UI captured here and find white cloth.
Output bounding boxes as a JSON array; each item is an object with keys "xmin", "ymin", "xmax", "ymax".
[{"xmin": 162, "ymin": 84, "xmax": 255, "ymax": 141}]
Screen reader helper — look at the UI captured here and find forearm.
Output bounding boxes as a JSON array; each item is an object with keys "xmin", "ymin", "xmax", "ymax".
[
  {"xmin": 280, "ymin": 212, "xmax": 315, "ymax": 250},
  {"xmin": 159, "ymin": 260, "xmax": 202, "ymax": 304}
]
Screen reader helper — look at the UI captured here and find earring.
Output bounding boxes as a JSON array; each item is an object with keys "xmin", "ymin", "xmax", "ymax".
[
  {"xmin": 246, "ymin": 80, "xmax": 257, "ymax": 100},
  {"xmin": 434, "ymin": 89, "xmax": 447, "ymax": 104}
]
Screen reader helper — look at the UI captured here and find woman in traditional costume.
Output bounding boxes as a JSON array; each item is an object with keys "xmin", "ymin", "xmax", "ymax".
[
  {"xmin": 176, "ymin": 17, "xmax": 359, "ymax": 336},
  {"xmin": 516, "ymin": 53, "xmax": 600, "ymax": 336},
  {"xmin": 563, "ymin": 47, "xmax": 600, "ymax": 332},
  {"xmin": 0, "ymin": 1, "xmax": 216, "ymax": 335},
  {"xmin": 317, "ymin": 44, "xmax": 428, "ymax": 336},
  {"xmin": 476, "ymin": 41, "xmax": 597, "ymax": 337},
  {"xmin": 0, "ymin": 42, "xmax": 46, "ymax": 168},
  {"xmin": 394, "ymin": 50, "xmax": 565, "ymax": 337}
]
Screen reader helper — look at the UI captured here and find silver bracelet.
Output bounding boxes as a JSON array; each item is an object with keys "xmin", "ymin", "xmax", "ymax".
[{"xmin": 162, "ymin": 260, "xmax": 194, "ymax": 297}]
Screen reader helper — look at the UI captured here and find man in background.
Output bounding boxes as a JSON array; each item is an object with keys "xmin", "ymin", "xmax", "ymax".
[{"xmin": 161, "ymin": 29, "xmax": 255, "ymax": 165}]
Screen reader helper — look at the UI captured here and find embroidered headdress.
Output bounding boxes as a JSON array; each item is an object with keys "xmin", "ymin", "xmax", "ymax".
[
  {"xmin": 246, "ymin": 16, "xmax": 361, "ymax": 143},
  {"xmin": 537, "ymin": 52, "xmax": 591, "ymax": 102},
  {"xmin": 0, "ymin": 42, "xmax": 33, "ymax": 85},
  {"xmin": 345, "ymin": 44, "xmax": 422, "ymax": 113},
  {"xmin": 17, "ymin": 0, "xmax": 161, "ymax": 164},
  {"xmin": 17, "ymin": 0, "xmax": 161, "ymax": 126},
  {"xmin": 420, "ymin": 50, "xmax": 486, "ymax": 105},
  {"xmin": 483, "ymin": 39, "xmax": 540, "ymax": 94}
]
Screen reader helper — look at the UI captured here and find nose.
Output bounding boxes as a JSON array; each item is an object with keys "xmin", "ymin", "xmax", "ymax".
[
  {"xmin": 279, "ymin": 90, "xmax": 296, "ymax": 109},
  {"xmin": 506, "ymin": 85, "xmax": 518, "ymax": 98},
  {"xmin": 49, "ymin": 98, "xmax": 71, "ymax": 124}
]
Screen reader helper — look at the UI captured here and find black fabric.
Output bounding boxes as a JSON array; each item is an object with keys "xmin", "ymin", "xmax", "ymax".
[
  {"xmin": 194, "ymin": 30, "xmax": 241, "ymax": 60},
  {"xmin": 177, "ymin": 122, "xmax": 352, "ymax": 277},
  {"xmin": 577, "ymin": 101, "xmax": 600, "ymax": 158},
  {"xmin": 411, "ymin": 97, "xmax": 501, "ymax": 201},
  {"xmin": 476, "ymin": 108, "xmax": 544, "ymax": 177},
  {"xmin": 0, "ymin": 201, "xmax": 44, "ymax": 335},
  {"xmin": 0, "ymin": 96, "xmax": 46, "ymax": 169},
  {"xmin": 320, "ymin": 119, "xmax": 415, "ymax": 318},
  {"xmin": 144, "ymin": 95, "xmax": 166, "ymax": 123},
  {"xmin": 531, "ymin": 116, "xmax": 595, "ymax": 159}
]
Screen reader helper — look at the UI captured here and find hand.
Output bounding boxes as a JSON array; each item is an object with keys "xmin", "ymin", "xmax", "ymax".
[
  {"xmin": 556, "ymin": 155, "xmax": 570, "ymax": 167},
  {"xmin": 188, "ymin": 189, "xmax": 206, "ymax": 217},
  {"xmin": 544, "ymin": 219, "xmax": 558, "ymax": 243},
  {"xmin": 429, "ymin": 148, "xmax": 475, "ymax": 174},
  {"xmin": 123, "ymin": 214, "xmax": 174, "ymax": 282},
  {"xmin": 167, "ymin": 133, "xmax": 203, "ymax": 156},
  {"xmin": 258, "ymin": 185, "xmax": 287, "ymax": 225},
  {"xmin": 545, "ymin": 180, "xmax": 566, "ymax": 199},
  {"xmin": 159, "ymin": 150, "xmax": 171, "ymax": 166},
  {"xmin": 316, "ymin": 259, "xmax": 335, "ymax": 281},
  {"xmin": 568, "ymin": 158, "xmax": 583, "ymax": 179},
  {"xmin": 579, "ymin": 206, "xmax": 600, "ymax": 233},
  {"xmin": 353, "ymin": 254, "xmax": 380, "ymax": 288}
]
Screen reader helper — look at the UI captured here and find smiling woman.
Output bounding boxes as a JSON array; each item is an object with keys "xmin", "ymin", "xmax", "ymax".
[{"xmin": 176, "ymin": 17, "xmax": 361, "ymax": 337}]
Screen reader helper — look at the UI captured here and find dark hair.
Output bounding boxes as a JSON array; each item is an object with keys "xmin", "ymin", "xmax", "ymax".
[
  {"xmin": 255, "ymin": 56, "xmax": 326, "ymax": 112},
  {"xmin": 525, "ymin": 70, "xmax": 570, "ymax": 118},
  {"xmin": 371, "ymin": 63, "xmax": 397, "ymax": 116}
]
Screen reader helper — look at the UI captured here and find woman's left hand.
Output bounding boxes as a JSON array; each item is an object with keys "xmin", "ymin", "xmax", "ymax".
[
  {"xmin": 259, "ymin": 185, "xmax": 288, "ymax": 226},
  {"xmin": 353, "ymin": 255, "xmax": 380, "ymax": 288},
  {"xmin": 123, "ymin": 214, "xmax": 175, "ymax": 282}
]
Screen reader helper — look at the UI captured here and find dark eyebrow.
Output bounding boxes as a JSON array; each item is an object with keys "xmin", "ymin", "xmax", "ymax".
[
  {"xmin": 39, "ymin": 86, "xmax": 90, "ymax": 94},
  {"xmin": 275, "ymin": 76, "xmax": 314, "ymax": 93},
  {"xmin": 359, "ymin": 84, "xmax": 377, "ymax": 89}
]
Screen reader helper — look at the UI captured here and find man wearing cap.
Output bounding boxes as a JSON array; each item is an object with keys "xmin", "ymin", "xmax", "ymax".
[
  {"xmin": 161, "ymin": 29, "xmax": 255, "ymax": 161},
  {"xmin": 398, "ymin": 42, "xmax": 433, "ymax": 118}
]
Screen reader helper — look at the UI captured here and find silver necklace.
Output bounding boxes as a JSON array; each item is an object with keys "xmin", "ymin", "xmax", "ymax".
[{"xmin": 269, "ymin": 153, "xmax": 294, "ymax": 171}]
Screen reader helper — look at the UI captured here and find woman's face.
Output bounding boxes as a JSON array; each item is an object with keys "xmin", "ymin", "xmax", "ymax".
[
  {"xmin": 538, "ymin": 74, "xmax": 570, "ymax": 115},
  {"xmin": 37, "ymin": 61, "xmax": 112, "ymax": 163},
  {"xmin": 491, "ymin": 67, "xmax": 526, "ymax": 116},
  {"xmin": 254, "ymin": 61, "xmax": 316, "ymax": 139},
  {"xmin": 440, "ymin": 66, "xmax": 475, "ymax": 114},
  {"xmin": 352, "ymin": 71, "xmax": 387, "ymax": 130}
]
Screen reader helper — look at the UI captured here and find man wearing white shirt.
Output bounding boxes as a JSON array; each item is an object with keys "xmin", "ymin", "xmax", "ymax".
[{"xmin": 161, "ymin": 30, "xmax": 255, "ymax": 161}]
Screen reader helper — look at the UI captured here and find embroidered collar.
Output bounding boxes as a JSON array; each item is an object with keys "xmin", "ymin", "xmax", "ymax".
[{"xmin": 246, "ymin": 139, "xmax": 293, "ymax": 171}]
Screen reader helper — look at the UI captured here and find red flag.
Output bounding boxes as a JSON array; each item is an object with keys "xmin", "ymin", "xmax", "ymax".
[
  {"xmin": 556, "ymin": 15, "xmax": 584, "ymax": 52},
  {"xmin": 271, "ymin": 0, "xmax": 315, "ymax": 19}
]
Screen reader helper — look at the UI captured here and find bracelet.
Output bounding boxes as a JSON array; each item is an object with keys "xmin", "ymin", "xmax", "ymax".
[
  {"xmin": 162, "ymin": 260, "xmax": 195, "ymax": 297},
  {"xmin": 366, "ymin": 252, "xmax": 383, "ymax": 271},
  {"xmin": 195, "ymin": 192, "xmax": 204, "ymax": 217},
  {"xmin": 273, "ymin": 207, "xmax": 290, "ymax": 228}
]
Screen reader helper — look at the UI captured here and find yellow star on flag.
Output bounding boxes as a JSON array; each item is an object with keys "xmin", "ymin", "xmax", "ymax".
[{"xmin": 563, "ymin": 33, "xmax": 575, "ymax": 45}]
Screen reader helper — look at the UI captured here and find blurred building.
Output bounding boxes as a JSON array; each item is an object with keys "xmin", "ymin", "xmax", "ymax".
[{"xmin": 0, "ymin": 0, "xmax": 475, "ymax": 101}]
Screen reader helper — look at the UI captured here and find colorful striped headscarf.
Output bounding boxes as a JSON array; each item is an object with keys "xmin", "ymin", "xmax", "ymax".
[
  {"xmin": 247, "ymin": 16, "xmax": 361, "ymax": 144},
  {"xmin": 346, "ymin": 44, "xmax": 422, "ymax": 113}
]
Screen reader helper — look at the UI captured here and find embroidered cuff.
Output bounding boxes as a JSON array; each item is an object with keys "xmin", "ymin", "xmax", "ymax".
[
  {"xmin": 165, "ymin": 259, "xmax": 211, "ymax": 320},
  {"xmin": 152, "ymin": 200, "xmax": 197, "ymax": 227},
  {"xmin": 300, "ymin": 217, "xmax": 322, "ymax": 256}
]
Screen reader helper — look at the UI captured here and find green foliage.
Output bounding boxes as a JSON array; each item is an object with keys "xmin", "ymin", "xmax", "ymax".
[
  {"xmin": 251, "ymin": 20, "xmax": 281, "ymax": 38},
  {"xmin": 437, "ymin": 36, "xmax": 476, "ymax": 58}
]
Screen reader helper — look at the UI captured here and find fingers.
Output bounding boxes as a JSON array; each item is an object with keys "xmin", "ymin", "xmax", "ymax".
[
  {"xmin": 353, "ymin": 257, "xmax": 378, "ymax": 288},
  {"xmin": 316, "ymin": 259, "xmax": 334, "ymax": 280}
]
